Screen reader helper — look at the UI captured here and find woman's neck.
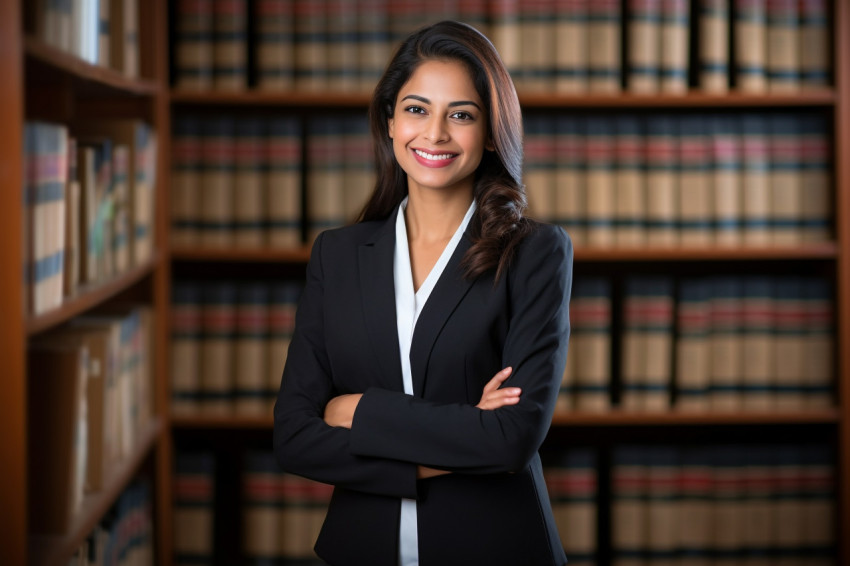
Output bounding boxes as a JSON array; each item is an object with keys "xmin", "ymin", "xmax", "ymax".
[{"xmin": 404, "ymin": 187, "xmax": 473, "ymax": 245}]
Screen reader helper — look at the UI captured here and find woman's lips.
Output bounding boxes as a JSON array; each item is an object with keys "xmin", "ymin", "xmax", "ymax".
[{"xmin": 412, "ymin": 148, "xmax": 458, "ymax": 168}]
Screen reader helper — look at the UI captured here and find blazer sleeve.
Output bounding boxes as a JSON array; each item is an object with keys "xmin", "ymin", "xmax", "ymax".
[
  {"xmin": 349, "ymin": 225, "xmax": 573, "ymax": 474},
  {"xmin": 273, "ymin": 232, "xmax": 418, "ymax": 498}
]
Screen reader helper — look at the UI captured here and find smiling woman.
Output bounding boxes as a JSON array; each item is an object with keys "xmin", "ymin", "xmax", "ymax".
[{"xmin": 273, "ymin": 20, "xmax": 573, "ymax": 566}]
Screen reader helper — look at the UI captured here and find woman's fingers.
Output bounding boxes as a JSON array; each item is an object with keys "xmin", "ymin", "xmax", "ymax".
[
  {"xmin": 477, "ymin": 367, "xmax": 521, "ymax": 410},
  {"xmin": 482, "ymin": 366, "xmax": 513, "ymax": 395}
]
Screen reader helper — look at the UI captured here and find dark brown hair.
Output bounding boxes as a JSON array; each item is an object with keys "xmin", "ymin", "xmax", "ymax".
[{"xmin": 359, "ymin": 20, "xmax": 531, "ymax": 281}]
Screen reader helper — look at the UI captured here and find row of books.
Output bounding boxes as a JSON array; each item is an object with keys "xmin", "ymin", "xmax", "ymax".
[
  {"xmin": 170, "ymin": 114, "xmax": 373, "ymax": 249},
  {"xmin": 171, "ymin": 280, "xmax": 302, "ymax": 415},
  {"xmin": 26, "ymin": 0, "xmax": 139, "ymax": 77},
  {"xmin": 28, "ymin": 305, "xmax": 154, "ymax": 535},
  {"xmin": 544, "ymin": 449, "xmax": 597, "ymax": 566},
  {"xmin": 523, "ymin": 112, "xmax": 831, "ymax": 248},
  {"xmin": 558, "ymin": 275, "xmax": 833, "ymax": 413},
  {"xmin": 612, "ymin": 443, "xmax": 835, "ymax": 564},
  {"xmin": 171, "ymin": 0, "xmax": 829, "ymax": 94},
  {"xmin": 24, "ymin": 120, "xmax": 157, "ymax": 315},
  {"xmin": 65, "ymin": 479, "xmax": 154, "ymax": 566}
]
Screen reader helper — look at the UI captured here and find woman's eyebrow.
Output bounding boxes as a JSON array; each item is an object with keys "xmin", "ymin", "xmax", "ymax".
[{"xmin": 401, "ymin": 94, "xmax": 482, "ymax": 110}]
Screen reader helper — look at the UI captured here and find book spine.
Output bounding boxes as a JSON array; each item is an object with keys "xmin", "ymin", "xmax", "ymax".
[
  {"xmin": 175, "ymin": 0, "xmax": 214, "ymax": 90},
  {"xmin": 554, "ymin": 0, "xmax": 588, "ymax": 93},
  {"xmin": 554, "ymin": 115, "xmax": 586, "ymax": 245},
  {"xmin": 675, "ymin": 278, "xmax": 712, "ymax": 411},
  {"xmin": 573, "ymin": 277, "xmax": 613, "ymax": 412},
  {"xmin": 266, "ymin": 117, "xmax": 302, "ymax": 248},
  {"xmin": 306, "ymin": 117, "xmax": 345, "ymax": 243},
  {"xmin": 171, "ymin": 117, "xmax": 201, "ymax": 247},
  {"xmin": 660, "ymin": 0, "xmax": 689, "ymax": 93},
  {"xmin": 234, "ymin": 283, "xmax": 270, "ymax": 415},
  {"xmin": 97, "ymin": 0, "xmax": 109, "ymax": 67},
  {"xmin": 766, "ymin": 0, "xmax": 800, "ymax": 91},
  {"xmin": 122, "ymin": 0, "xmax": 139, "ymax": 78},
  {"xmin": 357, "ymin": 0, "xmax": 390, "ymax": 92},
  {"xmin": 646, "ymin": 447, "xmax": 679, "ymax": 561},
  {"xmin": 798, "ymin": 113, "xmax": 831, "ymax": 242},
  {"xmin": 545, "ymin": 449, "xmax": 598, "ymax": 563},
  {"xmin": 65, "ymin": 136, "xmax": 80, "ymax": 297},
  {"xmin": 711, "ymin": 446, "xmax": 747, "ymax": 561},
  {"xmin": 698, "ymin": 0, "xmax": 729, "ymax": 92},
  {"xmin": 200, "ymin": 117, "xmax": 235, "ymax": 248},
  {"xmin": 768, "ymin": 115, "xmax": 803, "ymax": 244},
  {"xmin": 110, "ymin": 144, "xmax": 130, "ymax": 274},
  {"xmin": 173, "ymin": 452, "xmax": 215, "ymax": 564},
  {"xmin": 457, "ymin": 0, "xmax": 490, "ymax": 38},
  {"xmin": 643, "ymin": 277, "xmax": 675, "ymax": 411},
  {"xmin": 489, "ymin": 0, "xmax": 521, "ymax": 85},
  {"xmin": 612, "ymin": 446, "xmax": 647, "ymax": 565},
  {"xmin": 620, "ymin": 278, "xmax": 647, "ymax": 410},
  {"xmin": 800, "ymin": 445, "xmax": 835, "ymax": 560},
  {"xmin": 614, "ymin": 115, "xmax": 646, "ymax": 246},
  {"xmin": 517, "ymin": 0, "xmax": 554, "ymax": 92},
  {"xmin": 213, "ymin": 0, "xmax": 248, "ymax": 90},
  {"xmin": 799, "ymin": 0, "xmax": 829, "ymax": 89},
  {"xmin": 627, "ymin": 0, "xmax": 661, "ymax": 93},
  {"xmin": 584, "ymin": 117, "xmax": 616, "ymax": 246},
  {"xmin": 741, "ymin": 276, "xmax": 774, "ymax": 409},
  {"xmin": 587, "ymin": 0, "xmax": 622, "ymax": 92},
  {"xmin": 268, "ymin": 282, "xmax": 301, "ymax": 412},
  {"xmin": 709, "ymin": 277, "xmax": 743, "ymax": 410},
  {"xmin": 523, "ymin": 114, "xmax": 556, "ymax": 223},
  {"xmin": 242, "ymin": 451, "xmax": 284, "ymax": 562},
  {"xmin": 254, "ymin": 0, "xmax": 295, "ymax": 90},
  {"xmin": 294, "ymin": 0, "xmax": 328, "ymax": 91},
  {"xmin": 645, "ymin": 115, "xmax": 678, "ymax": 246},
  {"xmin": 171, "ymin": 281, "xmax": 203, "ymax": 414},
  {"xmin": 774, "ymin": 446, "xmax": 806, "ymax": 560},
  {"xmin": 772, "ymin": 277, "xmax": 805, "ymax": 409},
  {"xmin": 678, "ymin": 116, "xmax": 712, "ymax": 246},
  {"xmin": 743, "ymin": 445, "xmax": 776, "ymax": 564},
  {"xmin": 710, "ymin": 115, "xmax": 742, "ymax": 246},
  {"xmin": 233, "ymin": 118, "xmax": 265, "ymax": 248},
  {"xmin": 678, "ymin": 447, "xmax": 713, "ymax": 563},
  {"xmin": 201, "ymin": 282, "xmax": 237, "ymax": 413},
  {"xmin": 326, "ymin": 0, "xmax": 359, "ymax": 92},
  {"xmin": 94, "ymin": 138, "xmax": 114, "ymax": 281},
  {"xmin": 342, "ymin": 115, "xmax": 375, "ymax": 223},
  {"xmin": 740, "ymin": 114, "xmax": 771, "ymax": 245},
  {"xmin": 734, "ymin": 0, "xmax": 767, "ymax": 92},
  {"xmin": 133, "ymin": 122, "xmax": 156, "ymax": 266},
  {"xmin": 803, "ymin": 277, "xmax": 834, "ymax": 409}
]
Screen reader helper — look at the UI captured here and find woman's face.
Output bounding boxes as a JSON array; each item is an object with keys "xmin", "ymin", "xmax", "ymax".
[{"xmin": 388, "ymin": 59, "xmax": 492, "ymax": 197}]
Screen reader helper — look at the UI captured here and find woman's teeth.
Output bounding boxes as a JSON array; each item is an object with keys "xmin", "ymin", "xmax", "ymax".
[{"xmin": 415, "ymin": 149, "xmax": 456, "ymax": 161}]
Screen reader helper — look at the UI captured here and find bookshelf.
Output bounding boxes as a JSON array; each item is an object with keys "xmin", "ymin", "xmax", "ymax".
[
  {"xmin": 0, "ymin": 1, "xmax": 172, "ymax": 565},
  {"xmin": 160, "ymin": 1, "xmax": 850, "ymax": 564}
]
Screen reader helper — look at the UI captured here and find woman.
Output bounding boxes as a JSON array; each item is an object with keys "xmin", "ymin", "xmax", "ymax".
[{"xmin": 274, "ymin": 20, "xmax": 572, "ymax": 566}]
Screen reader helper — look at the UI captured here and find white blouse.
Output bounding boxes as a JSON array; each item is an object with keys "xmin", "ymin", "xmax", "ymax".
[{"xmin": 393, "ymin": 196, "xmax": 477, "ymax": 566}]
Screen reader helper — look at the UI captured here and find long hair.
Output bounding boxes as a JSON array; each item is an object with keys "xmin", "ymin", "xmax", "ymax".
[{"xmin": 360, "ymin": 20, "xmax": 531, "ymax": 282}]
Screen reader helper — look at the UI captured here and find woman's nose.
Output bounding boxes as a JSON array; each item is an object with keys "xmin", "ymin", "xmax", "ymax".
[{"xmin": 424, "ymin": 117, "xmax": 449, "ymax": 143}]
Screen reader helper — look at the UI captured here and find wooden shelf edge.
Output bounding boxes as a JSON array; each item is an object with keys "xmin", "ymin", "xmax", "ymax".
[
  {"xmin": 26, "ymin": 253, "xmax": 161, "ymax": 336},
  {"xmin": 25, "ymin": 35, "xmax": 160, "ymax": 96},
  {"xmin": 170, "ymin": 246, "xmax": 312, "ymax": 262},
  {"xmin": 549, "ymin": 409, "xmax": 841, "ymax": 426},
  {"xmin": 169, "ymin": 89, "xmax": 836, "ymax": 108},
  {"xmin": 28, "ymin": 417, "xmax": 164, "ymax": 566},
  {"xmin": 169, "ymin": 409, "xmax": 840, "ymax": 430}
]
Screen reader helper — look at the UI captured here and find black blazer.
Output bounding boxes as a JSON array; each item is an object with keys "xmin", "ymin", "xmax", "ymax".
[{"xmin": 274, "ymin": 209, "xmax": 573, "ymax": 566}]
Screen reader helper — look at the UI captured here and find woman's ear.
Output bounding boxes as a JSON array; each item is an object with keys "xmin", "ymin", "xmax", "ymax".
[
  {"xmin": 388, "ymin": 117, "xmax": 394, "ymax": 139},
  {"xmin": 485, "ymin": 136, "xmax": 495, "ymax": 152}
]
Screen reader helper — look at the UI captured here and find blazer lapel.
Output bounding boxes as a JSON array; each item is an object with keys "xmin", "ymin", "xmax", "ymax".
[
  {"xmin": 358, "ymin": 215, "xmax": 404, "ymax": 392},
  {"xmin": 409, "ymin": 232, "xmax": 476, "ymax": 398}
]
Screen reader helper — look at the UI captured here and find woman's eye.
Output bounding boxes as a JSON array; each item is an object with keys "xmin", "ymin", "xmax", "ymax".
[
  {"xmin": 404, "ymin": 105, "xmax": 426, "ymax": 115},
  {"xmin": 451, "ymin": 111, "xmax": 474, "ymax": 121}
]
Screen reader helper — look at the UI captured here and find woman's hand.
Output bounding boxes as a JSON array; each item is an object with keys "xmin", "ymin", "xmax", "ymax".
[
  {"xmin": 323, "ymin": 393, "xmax": 363, "ymax": 429},
  {"xmin": 476, "ymin": 367, "xmax": 521, "ymax": 410}
]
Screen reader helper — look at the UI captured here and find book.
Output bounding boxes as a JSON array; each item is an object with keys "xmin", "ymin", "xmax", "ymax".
[
  {"xmin": 611, "ymin": 446, "xmax": 648, "ymax": 565},
  {"xmin": 517, "ymin": 0, "xmax": 554, "ymax": 92},
  {"xmin": 171, "ymin": 281, "xmax": 203, "ymax": 414},
  {"xmin": 554, "ymin": 0, "xmax": 588, "ymax": 93},
  {"xmin": 489, "ymin": 0, "xmax": 521, "ymax": 87},
  {"xmin": 110, "ymin": 0, "xmax": 139, "ymax": 78},
  {"xmin": 710, "ymin": 446, "xmax": 747, "ymax": 561},
  {"xmin": 171, "ymin": 116, "xmax": 202, "ymax": 247},
  {"xmin": 740, "ymin": 277, "xmax": 774, "ymax": 409},
  {"xmin": 243, "ymin": 451, "xmax": 284, "ymax": 562},
  {"xmin": 544, "ymin": 449, "xmax": 597, "ymax": 565},
  {"xmin": 675, "ymin": 278, "xmax": 712, "ymax": 411},
  {"xmin": 587, "ymin": 0, "xmax": 622, "ymax": 92},
  {"xmin": 659, "ymin": 0, "xmax": 689, "ymax": 93},
  {"xmin": 740, "ymin": 114, "xmax": 771, "ymax": 245},
  {"xmin": 709, "ymin": 277, "xmax": 743, "ymax": 411},
  {"xmin": 307, "ymin": 117, "xmax": 346, "ymax": 243},
  {"xmin": 201, "ymin": 282, "xmax": 237, "ymax": 413},
  {"xmin": 571, "ymin": 278, "xmax": 612, "ymax": 412},
  {"xmin": 174, "ymin": 0, "xmax": 214, "ymax": 90},
  {"xmin": 326, "ymin": 0, "xmax": 359, "ymax": 91},
  {"xmin": 677, "ymin": 116, "xmax": 712, "ymax": 247},
  {"xmin": 25, "ymin": 121, "xmax": 68, "ymax": 315},
  {"xmin": 645, "ymin": 447, "xmax": 679, "ymax": 562},
  {"xmin": 584, "ymin": 117, "xmax": 616, "ymax": 247},
  {"xmin": 678, "ymin": 447, "xmax": 713, "ymax": 564},
  {"xmin": 523, "ymin": 114, "xmax": 556, "ymax": 223},
  {"xmin": 614, "ymin": 115, "xmax": 645, "ymax": 246},
  {"xmin": 698, "ymin": 0, "xmax": 729, "ymax": 92},
  {"xmin": 174, "ymin": 452, "xmax": 215, "ymax": 565},
  {"xmin": 710, "ymin": 115, "xmax": 742, "ymax": 246},
  {"xmin": 645, "ymin": 115, "xmax": 678, "ymax": 246},
  {"xmin": 27, "ymin": 342, "xmax": 89, "ymax": 534},
  {"xmin": 772, "ymin": 276, "xmax": 806, "ymax": 409},
  {"xmin": 803, "ymin": 277, "xmax": 833, "ymax": 408},
  {"xmin": 234, "ymin": 283, "xmax": 270, "ymax": 415},
  {"xmin": 342, "ymin": 115, "xmax": 375, "ymax": 222},
  {"xmin": 294, "ymin": 0, "xmax": 328, "ymax": 91},
  {"xmin": 799, "ymin": 0, "xmax": 829, "ymax": 89},
  {"xmin": 554, "ymin": 116, "xmax": 585, "ymax": 245},
  {"xmin": 769, "ymin": 115, "xmax": 802, "ymax": 244},
  {"xmin": 200, "ymin": 117, "xmax": 235, "ymax": 248},
  {"xmin": 799, "ymin": 113, "xmax": 831, "ymax": 242},
  {"xmin": 266, "ymin": 117, "xmax": 303, "ymax": 248},
  {"xmin": 766, "ymin": 0, "xmax": 800, "ymax": 91},
  {"xmin": 734, "ymin": 0, "xmax": 767, "ymax": 92},
  {"xmin": 627, "ymin": 0, "xmax": 661, "ymax": 93},
  {"xmin": 357, "ymin": 0, "xmax": 391, "ymax": 91},
  {"xmin": 255, "ymin": 0, "xmax": 295, "ymax": 90},
  {"xmin": 213, "ymin": 0, "xmax": 248, "ymax": 90},
  {"xmin": 233, "ymin": 118, "xmax": 265, "ymax": 248},
  {"xmin": 268, "ymin": 282, "xmax": 301, "ymax": 411},
  {"xmin": 64, "ymin": 136, "xmax": 80, "ymax": 297}
]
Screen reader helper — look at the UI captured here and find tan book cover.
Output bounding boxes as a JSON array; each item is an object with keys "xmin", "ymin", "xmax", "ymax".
[
  {"xmin": 266, "ymin": 118, "xmax": 303, "ymax": 248},
  {"xmin": 234, "ymin": 120, "xmax": 265, "ymax": 248},
  {"xmin": 213, "ymin": 0, "xmax": 248, "ymax": 90},
  {"xmin": 255, "ymin": 0, "xmax": 294, "ymax": 91},
  {"xmin": 627, "ymin": 0, "xmax": 661, "ymax": 93},
  {"xmin": 698, "ymin": 0, "xmax": 728, "ymax": 92}
]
